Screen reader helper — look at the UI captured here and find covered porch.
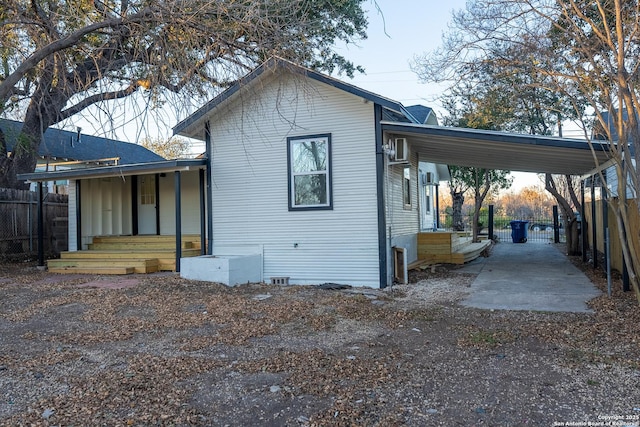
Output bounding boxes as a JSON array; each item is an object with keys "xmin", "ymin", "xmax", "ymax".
[{"xmin": 18, "ymin": 159, "xmax": 210, "ymax": 274}]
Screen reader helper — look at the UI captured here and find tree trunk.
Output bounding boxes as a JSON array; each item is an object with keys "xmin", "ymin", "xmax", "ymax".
[
  {"xmin": 565, "ymin": 217, "xmax": 580, "ymax": 256},
  {"xmin": 452, "ymin": 191, "xmax": 465, "ymax": 231}
]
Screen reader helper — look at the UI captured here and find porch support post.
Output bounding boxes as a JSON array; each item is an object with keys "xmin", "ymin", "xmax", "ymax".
[
  {"xmin": 374, "ymin": 104, "xmax": 388, "ymax": 289},
  {"xmin": 435, "ymin": 184, "xmax": 440, "ymax": 229},
  {"xmin": 155, "ymin": 173, "xmax": 161, "ymax": 235},
  {"xmin": 37, "ymin": 181, "xmax": 44, "ymax": 267},
  {"xmin": 131, "ymin": 175, "xmax": 139, "ymax": 236},
  {"xmin": 199, "ymin": 168, "xmax": 206, "ymax": 255},
  {"xmin": 581, "ymin": 180, "xmax": 587, "ymax": 263},
  {"xmin": 205, "ymin": 121, "xmax": 213, "ymax": 255},
  {"xmin": 76, "ymin": 180, "xmax": 82, "ymax": 251},
  {"xmin": 175, "ymin": 171, "xmax": 182, "ymax": 272},
  {"xmin": 591, "ymin": 178, "xmax": 597, "ymax": 269}
]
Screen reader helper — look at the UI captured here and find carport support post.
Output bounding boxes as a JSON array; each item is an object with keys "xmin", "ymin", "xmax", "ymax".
[
  {"xmin": 37, "ymin": 182, "xmax": 44, "ymax": 268},
  {"xmin": 435, "ymin": 184, "xmax": 441, "ymax": 229},
  {"xmin": 581, "ymin": 180, "xmax": 588, "ymax": 263},
  {"xmin": 602, "ymin": 181, "xmax": 608, "ymax": 273},
  {"xmin": 553, "ymin": 205, "xmax": 560, "ymax": 244},
  {"xmin": 488, "ymin": 205, "xmax": 494, "ymax": 240},
  {"xmin": 591, "ymin": 179, "xmax": 597, "ymax": 269},
  {"xmin": 175, "ymin": 171, "xmax": 182, "ymax": 273}
]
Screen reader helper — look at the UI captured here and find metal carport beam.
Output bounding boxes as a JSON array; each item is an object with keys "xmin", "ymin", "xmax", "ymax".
[{"xmin": 381, "ymin": 122, "xmax": 610, "ymax": 176}]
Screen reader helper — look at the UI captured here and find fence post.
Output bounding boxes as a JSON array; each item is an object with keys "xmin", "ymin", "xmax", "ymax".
[
  {"xmin": 37, "ymin": 182, "xmax": 44, "ymax": 267},
  {"xmin": 29, "ymin": 192, "xmax": 33, "ymax": 252},
  {"xmin": 488, "ymin": 205, "xmax": 494, "ymax": 241}
]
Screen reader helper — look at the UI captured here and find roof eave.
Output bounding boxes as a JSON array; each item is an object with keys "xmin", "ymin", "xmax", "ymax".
[
  {"xmin": 18, "ymin": 159, "xmax": 206, "ymax": 183},
  {"xmin": 173, "ymin": 58, "xmax": 414, "ymax": 139}
]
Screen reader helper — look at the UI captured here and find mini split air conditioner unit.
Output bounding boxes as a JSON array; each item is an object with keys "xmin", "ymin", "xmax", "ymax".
[
  {"xmin": 421, "ymin": 172, "xmax": 434, "ymax": 186},
  {"xmin": 390, "ymin": 138, "xmax": 408, "ymax": 162}
]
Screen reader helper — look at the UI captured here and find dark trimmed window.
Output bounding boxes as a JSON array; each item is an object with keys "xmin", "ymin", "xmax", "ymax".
[
  {"xmin": 403, "ymin": 165, "xmax": 411, "ymax": 208},
  {"xmin": 287, "ymin": 134, "xmax": 332, "ymax": 210}
]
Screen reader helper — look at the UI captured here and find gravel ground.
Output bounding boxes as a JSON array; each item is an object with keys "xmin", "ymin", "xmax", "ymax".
[{"xmin": 0, "ymin": 253, "xmax": 639, "ymax": 426}]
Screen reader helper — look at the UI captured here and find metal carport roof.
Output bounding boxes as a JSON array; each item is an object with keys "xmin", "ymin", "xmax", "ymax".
[{"xmin": 382, "ymin": 121, "xmax": 611, "ymax": 175}]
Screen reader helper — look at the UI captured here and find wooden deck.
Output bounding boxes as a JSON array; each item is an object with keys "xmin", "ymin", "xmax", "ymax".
[
  {"xmin": 48, "ymin": 235, "xmax": 202, "ymax": 275},
  {"xmin": 417, "ymin": 232, "xmax": 492, "ymax": 265}
]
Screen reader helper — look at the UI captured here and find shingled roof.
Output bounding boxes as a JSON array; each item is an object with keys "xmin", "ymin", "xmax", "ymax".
[{"xmin": 0, "ymin": 119, "xmax": 164, "ymax": 165}]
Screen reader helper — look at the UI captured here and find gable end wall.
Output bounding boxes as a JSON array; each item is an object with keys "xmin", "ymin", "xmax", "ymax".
[{"xmin": 207, "ymin": 74, "xmax": 381, "ymax": 287}]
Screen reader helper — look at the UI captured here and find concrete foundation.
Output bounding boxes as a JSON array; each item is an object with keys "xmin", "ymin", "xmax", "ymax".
[{"xmin": 180, "ymin": 254, "xmax": 262, "ymax": 286}]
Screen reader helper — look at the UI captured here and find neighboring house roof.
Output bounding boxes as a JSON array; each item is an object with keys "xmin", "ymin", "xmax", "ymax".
[
  {"xmin": 0, "ymin": 118, "xmax": 165, "ymax": 165},
  {"xmin": 592, "ymin": 110, "xmax": 622, "ymax": 141},
  {"xmin": 173, "ymin": 57, "xmax": 419, "ymax": 139},
  {"xmin": 405, "ymin": 105, "xmax": 438, "ymax": 125}
]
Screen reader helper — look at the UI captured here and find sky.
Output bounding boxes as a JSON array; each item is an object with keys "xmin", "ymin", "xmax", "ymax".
[
  {"xmin": 332, "ymin": 0, "xmax": 541, "ymax": 192},
  {"xmin": 69, "ymin": 0, "xmax": 541, "ymax": 191},
  {"xmin": 334, "ymin": 0, "xmax": 466, "ymax": 110}
]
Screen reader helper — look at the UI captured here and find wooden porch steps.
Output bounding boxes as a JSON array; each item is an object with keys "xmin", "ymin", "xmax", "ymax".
[
  {"xmin": 48, "ymin": 258, "xmax": 159, "ymax": 274},
  {"xmin": 48, "ymin": 235, "xmax": 202, "ymax": 275},
  {"xmin": 417, "ymin": 232, "xmax": 492, "ymax": 265}
]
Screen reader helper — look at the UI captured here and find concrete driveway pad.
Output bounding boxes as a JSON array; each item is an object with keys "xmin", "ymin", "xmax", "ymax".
[{"xmin": 460, "ymin": 242, "xmax": 601, "ymax": 312}]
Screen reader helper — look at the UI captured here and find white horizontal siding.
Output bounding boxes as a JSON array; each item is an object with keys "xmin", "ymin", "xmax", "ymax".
[
  {"xmin": 384, "ymin": 147, "xmax": 420, "ymax": 240},
  {"xmin": 605, "ymin": 162, "xmax": 637, "ymax": 199},
  {"xmin": 79, "ymin": 177, "xmax": 132, "ymax": 248},
  {"xmin": 159, "ymin": 171, "xmax": 202, "ymax": 235},
  {"xmin": 208, "ymin": 73, "xmax": 380, "ymax": 287}
]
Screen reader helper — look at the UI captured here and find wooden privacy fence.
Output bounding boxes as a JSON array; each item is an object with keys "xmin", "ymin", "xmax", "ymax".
[
  {"xmin": 584, "ymin": 198, "xmax": 639, "ymax": 274},
  {"xmin": 0, "ymin": 188, "xmax": 68, "ymax": 257}
]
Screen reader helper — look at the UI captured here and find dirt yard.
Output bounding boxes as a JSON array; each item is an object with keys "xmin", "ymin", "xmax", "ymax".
[{"xmin": 0, "ymin": 256, "xmax": 639, "ymax": 426}]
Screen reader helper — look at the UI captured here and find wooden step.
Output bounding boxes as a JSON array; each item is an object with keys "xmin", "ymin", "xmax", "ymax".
[
  {"xmin": 88, "ymin": 241, "xmax": 194, "ymax": 250},
  {"xmin": 48, "ymin": 266, "xmax": 135, "ymax": 275},
  {"xmin": 60, "ymin": 248, "xmax": 201, "ymax": 259},
  {"xmin": 92, "ymin": 235, "xmax": 200, "ymax": 244},
  {"xmin": 48, "ymin": 258, "xmax": 159, "ymax": 274},
  {"xmin": 450, "ymin": 240, "xmax": 492, "ymax": 264}
]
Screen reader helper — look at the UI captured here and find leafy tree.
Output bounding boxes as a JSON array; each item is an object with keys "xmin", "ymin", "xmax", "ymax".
[
  {"xmin": 415, "ymin": 0, "xmax": 640, "ymax": 302},
  {"xmin": 0, "ymin": 0, "xmax": 369, "ymax": 189},
  {"xmin": 139, "ymin": 137, "xmax": 191, "ymax": 160},
  {"xmin": 441, "ymin": 80, "xmax": 513, "ymax": 241}
]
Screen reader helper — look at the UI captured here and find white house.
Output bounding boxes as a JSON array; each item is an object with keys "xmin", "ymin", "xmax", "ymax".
[
  {"xmin": 19, "ymin": 59, "xmax": 609, "ymax": 286},
  {"xmin": 173, "ymin": 58, "xmax": 449, "ymax": 288}
]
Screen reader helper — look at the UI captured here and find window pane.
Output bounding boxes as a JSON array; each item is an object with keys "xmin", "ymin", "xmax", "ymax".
[
  {"xmin": 403, "ymin": 166, "xmax": 411, "ymax": 206},
  {"xmin": 294, "ymin": 174, "xmax": 327, "ymax": 205},
  {"xmin": 292, "ymin": 140, "xmax": 327, "ymax": 173}
]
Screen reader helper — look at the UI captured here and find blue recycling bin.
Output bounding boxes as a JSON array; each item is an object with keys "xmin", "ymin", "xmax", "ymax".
[{"xmin": 510, "ymin": 220, "xmax": 529, "ymax": 243}]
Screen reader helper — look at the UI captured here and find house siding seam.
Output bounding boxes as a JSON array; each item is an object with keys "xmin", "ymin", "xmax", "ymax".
[{"xmin": 207, "ymin": 73, "xmax": 380, "ymax": 287}]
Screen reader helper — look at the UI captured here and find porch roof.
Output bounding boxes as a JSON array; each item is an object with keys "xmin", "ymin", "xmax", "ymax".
[
  {"xmin": 382, "ymin": 121, "xmax": 611, "ymax": 175},
  {"xmin": 17, "ymin": 159, "xmax": 206, "ymax": 183}
]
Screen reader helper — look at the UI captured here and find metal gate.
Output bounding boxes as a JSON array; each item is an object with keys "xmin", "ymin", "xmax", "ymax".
[{"xmin": 439, "ymin": 205, "xmax": 564, "ymax": 243}]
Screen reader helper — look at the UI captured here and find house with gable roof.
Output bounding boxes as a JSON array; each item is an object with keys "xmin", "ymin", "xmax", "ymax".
[
  {"xmin": 18, "ymin": 58, "xmax": 608, "ymax": 284},
  {"xmin": 173, "ymin": 58, "xmax": 450, "ymax": 287}
]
